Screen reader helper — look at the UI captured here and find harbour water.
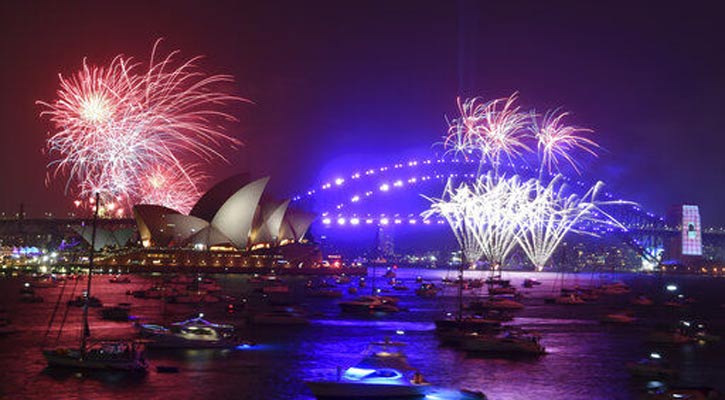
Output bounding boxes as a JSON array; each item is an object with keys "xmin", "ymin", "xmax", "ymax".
[{"xmin": 1, "ymin": 269, "xmax": 724, "ymax": 399}]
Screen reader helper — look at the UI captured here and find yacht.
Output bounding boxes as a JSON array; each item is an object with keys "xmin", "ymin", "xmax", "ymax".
[
  {"xmin": 307, "ymin": 338, "xmax": 486, "ymax": 399},
  {"xmin": 459, "ymin": 329, "xmax": 545, "ymax": 356},
  {"xmin": 138, "ymin": 316, "xmax": 240, "ymax": 349},
  {"xmin": 43, "ymin": 341, "xmax": 148, "ymax": 371}
]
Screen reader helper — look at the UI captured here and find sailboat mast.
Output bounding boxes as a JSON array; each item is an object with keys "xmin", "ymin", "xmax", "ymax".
[{"xmin": 81, "ymin": 192, "xmax": 100, "ymax": 356}]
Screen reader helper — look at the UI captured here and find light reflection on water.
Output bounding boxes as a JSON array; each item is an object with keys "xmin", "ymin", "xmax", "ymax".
[{"xmin": 0, "ymin": 269, "xmax": 724, "ymax": 399}]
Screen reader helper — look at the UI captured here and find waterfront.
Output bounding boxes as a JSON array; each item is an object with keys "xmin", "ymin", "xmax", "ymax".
[{"xmin": 0, "ymin": 269, "xmax": 724, "ymax": 399}]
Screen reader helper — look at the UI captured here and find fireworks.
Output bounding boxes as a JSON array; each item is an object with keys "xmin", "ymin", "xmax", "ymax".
[
  {"xmin": 442, "ymin": 94, "xmax": 597, "ymax": 177},
  {"xmin": 443, "ymin": 93, "xmax": 530, "ymax": 174},
  {"xmin": 423, "ymin": 174, "xmax": 632, "ymax": 271},
  {"xmin": 422, "ymin": 180, "xmax": 484, "ymax": 264},
  {"xmin": 38, "ymin": 39, "xmax": 246, "ymax": 212},
  {"xmin": 531, "ymin": 109, "xmax": 598, "ymax": 176},
  {"xmin": 138, "ymin": 164, "xmax": 207, "ymax": 214},
  {"xmin": 423, "ymin": 174, "xmax": 531, "ymax": 268},
  {"xmin": 430, "ymin": 94, "xmax": 630, "ymax": 272},
  {"xmin": 514, "ymin": 176, "xmax": 630, "ymax": 271}
]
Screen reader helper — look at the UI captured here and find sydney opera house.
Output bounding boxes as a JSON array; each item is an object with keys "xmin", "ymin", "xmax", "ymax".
[{"xmin": 97, "ymin": 175, "xmax": 325, "ymax": 272}]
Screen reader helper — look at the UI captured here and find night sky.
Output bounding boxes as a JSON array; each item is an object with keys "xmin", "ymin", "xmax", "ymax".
[{"xmin": 1, "ymin": 1, "xmax": 724, "ymax": 225}]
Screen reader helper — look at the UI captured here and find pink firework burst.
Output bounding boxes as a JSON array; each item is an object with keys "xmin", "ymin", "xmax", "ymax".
[
  {"xmin": 443, "ymin": 93, "xmax": 530, "ymax": 172},
  {"xmin": 532, "ymin": 109, "xmax": 599, "ymax": 175},
  {"xmin": 38, "ymin": 39, "xmax": 247, "ymax": 211},
  {"xmin": 138, "ymin": 164, "xmax": 207, "ymax": 214}
]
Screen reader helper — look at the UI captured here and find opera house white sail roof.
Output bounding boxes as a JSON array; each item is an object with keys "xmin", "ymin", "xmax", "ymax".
[{"xmin": 132, "ymin": 175, "xmax": 314, "ymax": 250}]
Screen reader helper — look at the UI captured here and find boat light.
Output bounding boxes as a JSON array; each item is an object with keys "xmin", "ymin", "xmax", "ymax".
[
  {"xmin": 666, "ymin": 284, "xmax": 678, "ymax": 292},
  {"xmin": 396, "ymin": 330, "xmax": 405, "ymax": 335},
  {"xmin": 650, "ymin": 352, "xmax": 661, "ymax": 359}
]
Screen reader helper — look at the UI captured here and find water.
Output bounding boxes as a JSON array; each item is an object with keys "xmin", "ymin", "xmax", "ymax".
[{"xmin": 1, "ymin": 269, "xmax": 724, "ymax": 399}]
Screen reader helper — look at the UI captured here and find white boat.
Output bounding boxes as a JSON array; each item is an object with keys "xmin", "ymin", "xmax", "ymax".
[
  {"xmin": 138, "ymin": 316, "xmax": 240, "ymax": 349},
  {"xmin": 306, "ymin": 338, "xmax": 430, "ymax": 399},
  {"xmin": 307, "ymin": 338, "xmax": 487, "ymax": 399}
]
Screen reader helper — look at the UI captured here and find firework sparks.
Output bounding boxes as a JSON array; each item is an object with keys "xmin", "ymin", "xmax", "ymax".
[
  {"xmin": 38, "ymin": 39, "xmax": 247, "ymax": 212},
  {"xmin": 515, "ymin": 176, "xmax": 630, "ymax": 271},
  {"xmin": 138, "ymin": 164, "xmax": 206, "ymax": 214},
  {"xmin": 442, "ymin": 93, "xmax": 530, "ymax": 174},
  {"xmin": 531, "ymin": 109, "xmax": 599, "ymax": 176}
]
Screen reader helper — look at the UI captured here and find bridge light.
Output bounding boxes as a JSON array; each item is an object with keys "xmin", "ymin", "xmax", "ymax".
[
  {"xmin": 379, "ymin": 183, "xmax": 390, "ymax": 192},
  {"xmin": 337, "ymin": 218, "xmax": 346, "ymax": 225},
  {"xmin": 380, "ymin": 218, "xmax": 389, "ymax": 225},
  {"xmin": 351, "ymin": 195, "xmax": 360, "ymax": 203},
  {"xmin": 322, "ymin": 218, "xmax": 332, "ymax": 225},
  {"xmin": 335, "ymin": 178, "xmax": 345, "ymax": 186},
  {"xmin": 350, "ymin": 218, "xmax": 360, "ymax": 225},
  {"xmin": 393, "ymin": 180, "xmax": 403, "ymax": 187}
]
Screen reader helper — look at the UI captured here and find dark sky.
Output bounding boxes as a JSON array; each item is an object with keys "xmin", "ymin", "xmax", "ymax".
[{"xmin": 1, "ymin": 1, "xmax": 724, "ymax": 225}]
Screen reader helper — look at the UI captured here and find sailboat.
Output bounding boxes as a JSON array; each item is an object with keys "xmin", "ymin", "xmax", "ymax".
[
  {"xmin": 42, "ymin": 193, "xmax": 148, "ymax": 372},
  {"xmin": 434, "ymin": 251, "xmax": 501, "ymax": 332}
]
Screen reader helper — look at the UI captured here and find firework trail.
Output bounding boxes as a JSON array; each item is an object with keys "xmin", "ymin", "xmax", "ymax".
[{"xmin": 38, "ymin": 39, "xmax": 246, "ymax": 211}]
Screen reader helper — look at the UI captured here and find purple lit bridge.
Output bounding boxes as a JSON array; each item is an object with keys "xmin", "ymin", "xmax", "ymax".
[{"xmin": 292, "ymin": 157, "xmax": 725, "ymax": 265}]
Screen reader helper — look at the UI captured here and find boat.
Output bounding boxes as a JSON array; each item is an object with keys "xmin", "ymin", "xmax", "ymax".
[
  {"xmin": 415, "ymin": 283, "xmax": 439, "ymax": 298},
  {"xmin": 42, "ymin": 193, "xmax": 147, "ymax": 372},
  {"xmin": 643, "ymin": 386, "xmax": 720, "ymax": 400},
  {"xmin": 138, "ymin": 315, "xmax": 241, "ymax": 349},
  {"xmin": 306, "ymin": 338, "xmax": 440, "ymax": 399},
  {"xmin": 434, "ymin": 314, "xmax": 502, "ymax": 332},
  {"xmin": 679, "ymin": 320, "xmax": 721, "ymax": 342},
  {"xmin": 382, "ymin": 268, "xmax": 396, "ymax": 279},
  {"xmin": 626, "ymin": 352, "xmax": 676, "ymax": 379},
  {"xmin": 43, "ymin": 341, "xmax": 148, "ymax": 371},
  {"xmin": 460, "ymin": 329, "xmax": 546, "ymax": 356},
  {"xmin": 522, "ymin": 278, "xmax": 541, "ymax": 288},
  {"xmin": 553, "ymin": 293, "xmax": 586, "ymax": 305}
]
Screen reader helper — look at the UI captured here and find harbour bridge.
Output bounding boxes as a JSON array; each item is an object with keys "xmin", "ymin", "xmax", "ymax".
[{"xmin": 292, "ymin": 157, "xmax": 725, "ymax": 267}]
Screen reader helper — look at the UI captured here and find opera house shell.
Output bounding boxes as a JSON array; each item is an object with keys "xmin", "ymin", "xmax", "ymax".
[
  {"xmin": 133, "ymin": 175, "xmax": 314, "ymax": 250},
  {"xmin": 103, "ymin": 175, "xmax": 321, "ymax": 271}
]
